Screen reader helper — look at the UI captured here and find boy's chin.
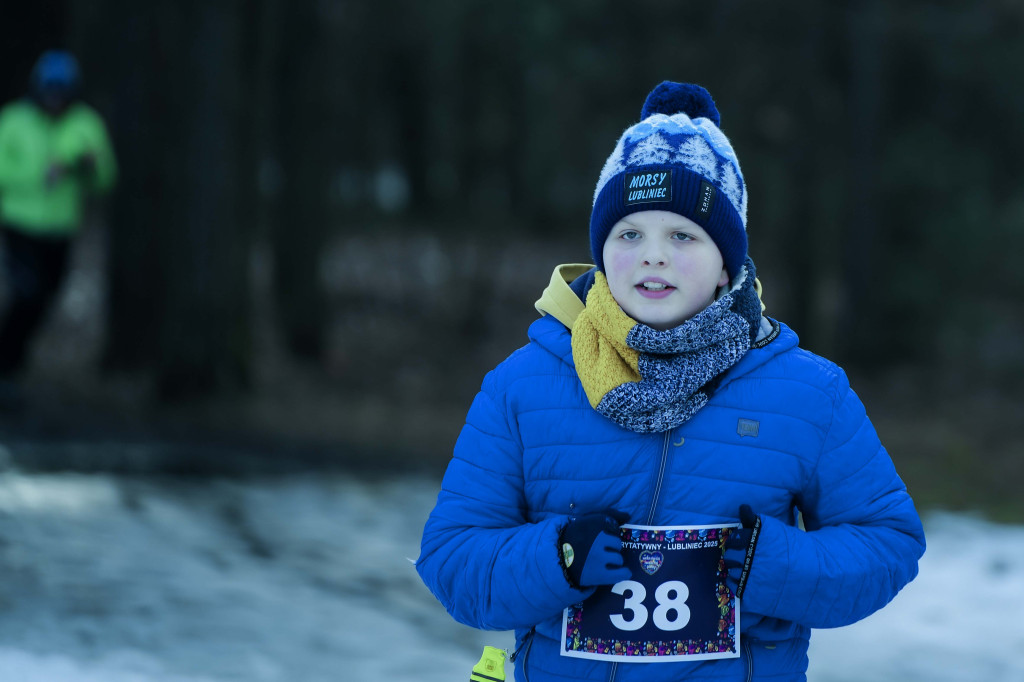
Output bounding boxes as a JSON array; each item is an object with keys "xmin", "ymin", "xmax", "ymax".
[{"xmin": 635, "ymin": 313, "xmax": 686, "ymax": 331}]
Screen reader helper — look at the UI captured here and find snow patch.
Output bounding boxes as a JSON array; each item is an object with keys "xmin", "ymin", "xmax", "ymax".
[{"xmin": 0, "ymin": 472, "xmax": 1018, "ymax": 682}]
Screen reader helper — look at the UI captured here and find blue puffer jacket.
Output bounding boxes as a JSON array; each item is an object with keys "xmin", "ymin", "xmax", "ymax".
[{"xmin": 417, "ymin": 273, "xmax": 925, "ymax": 681}]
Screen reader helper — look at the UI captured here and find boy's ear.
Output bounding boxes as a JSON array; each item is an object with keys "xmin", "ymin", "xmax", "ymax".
[{"xmin": 718, "ymin": 268, "xmax": 730, "ymax": 288}]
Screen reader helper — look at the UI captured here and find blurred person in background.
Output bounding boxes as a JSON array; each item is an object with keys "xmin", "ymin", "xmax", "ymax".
[
  {"xmin": 416, "ymin": 81, "xmax": 924, "ymax": 681},
  {"xmin": 0, "ymin": 49, "xmax": 117, "ymax": 383}
]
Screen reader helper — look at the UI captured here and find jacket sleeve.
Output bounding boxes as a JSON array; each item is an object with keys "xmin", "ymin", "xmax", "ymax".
[
  {"xmin": 0, "ymin": 108, "xmax": 41, "ymax": 189},
  {"xmin": 78, "ymin": 107, "xmax": 118, "ymax": 195},
  {"xmin": 416, "ymin": 368, "xmax": 588, "ymax": 631},
  {"xmin": 739, "ymin": 368, "xmax": 926, "ymax": 628}
]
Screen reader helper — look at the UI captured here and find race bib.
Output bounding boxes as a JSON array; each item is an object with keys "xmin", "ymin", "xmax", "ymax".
[{"xmin": 561, "ymin": 523, "xmax": 740, "ymax": 663}]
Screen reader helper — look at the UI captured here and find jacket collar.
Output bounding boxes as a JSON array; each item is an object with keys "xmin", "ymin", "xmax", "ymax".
[{"xmin": 533, "ymin": 263, "xmax": 592, "ymax": 328}]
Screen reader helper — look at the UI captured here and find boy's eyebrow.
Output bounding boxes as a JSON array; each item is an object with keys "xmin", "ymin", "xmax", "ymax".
[{"xmin": 619, "ymin": 218, "xmax": 693, "ymax": 231}]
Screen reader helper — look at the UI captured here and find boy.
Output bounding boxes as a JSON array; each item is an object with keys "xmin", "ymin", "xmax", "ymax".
[{"xmin": 416, "ymin": 81, "xmax": 924, "ymax": 681}]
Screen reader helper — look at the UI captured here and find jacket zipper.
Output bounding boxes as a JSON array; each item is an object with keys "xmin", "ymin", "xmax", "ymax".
[
  {"xmin": 509, "ymin": 628, "xmax": 534, "ymax": 682},
  {"xmin": 606, "ymin": 432, "xmax": 672, "ymax": 682},
  {"xmin": 646, "ymin": 431, "xmax": 673, "ymax": 524},
  {"xmin": 743, "ymin": 638, "xmax": 753, "ymax": 682}
]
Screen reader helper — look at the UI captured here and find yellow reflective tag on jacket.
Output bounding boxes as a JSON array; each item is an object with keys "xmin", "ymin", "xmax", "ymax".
[{"xmin": 470, "ymin": 645, "xmax": 506, "ymax": 682}]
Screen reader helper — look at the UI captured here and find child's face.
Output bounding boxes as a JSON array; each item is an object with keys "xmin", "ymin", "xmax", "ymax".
[{"xmin": 602, "ymin": 210, "xmax": 729, "ymax": 330}]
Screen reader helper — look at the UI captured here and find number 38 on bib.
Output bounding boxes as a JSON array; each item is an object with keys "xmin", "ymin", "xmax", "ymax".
[{"xmin": 561, "ymin": 523, "xmax": 740, "ymax": 663}]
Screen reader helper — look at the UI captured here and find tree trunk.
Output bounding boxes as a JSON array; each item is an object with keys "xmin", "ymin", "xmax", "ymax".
[
  {"xmin": 839, "ymin": 0, "xmax": 885, "ymax": 363},
  {"xmin": 91, "ymin": 0, "xmax": 254, "ymax": 400},
  {"xmin": 156, "ymin": 0, "xmax": 251, "ymax": 398},
  {"xmin": 269, "ymin": 0, "xmax": 332, "ymax": 361}
]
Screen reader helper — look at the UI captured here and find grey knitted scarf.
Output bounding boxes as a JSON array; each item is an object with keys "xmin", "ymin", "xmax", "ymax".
[{"xmin": 590, "ymin": 258, "xmax": 763, "ymax": 434}]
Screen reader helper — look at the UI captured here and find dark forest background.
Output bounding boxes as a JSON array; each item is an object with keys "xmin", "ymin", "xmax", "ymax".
[{"xmin": 1, "ymin": 1, "xmax": 1022, "ymax": 519}]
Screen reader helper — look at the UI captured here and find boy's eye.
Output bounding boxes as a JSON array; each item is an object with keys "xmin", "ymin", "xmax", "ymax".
[
  {"xmin": 620, "ymin": 230, "xmax": 640, "ymax": 240},
  {"xmin": 672, "ymin": 232, "xmax": 695, "ymax": 241}
]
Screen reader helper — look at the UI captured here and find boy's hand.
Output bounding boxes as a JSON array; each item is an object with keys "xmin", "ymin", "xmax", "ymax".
[
  {"xmin": 723, "ymin": 504, "xmax": 761, "ymax": 599},
  {"xmin": 559, "ymin": 510, "xmax": 631, "ymax": 589}
]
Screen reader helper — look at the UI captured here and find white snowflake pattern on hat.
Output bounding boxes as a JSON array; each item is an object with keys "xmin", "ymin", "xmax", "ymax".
[
  {"xmin": 672, "ymin": 135, "xmax": 719, "ymax": 184},
  {"xmin": 626, "ymin": 132, "xmax": 676, "ymax": 167}
]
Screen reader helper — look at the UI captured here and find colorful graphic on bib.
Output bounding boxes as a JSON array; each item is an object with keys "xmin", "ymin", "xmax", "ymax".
[{"xmin": 561, "ymin": 524, "xmax": 740, "ymax": 663}]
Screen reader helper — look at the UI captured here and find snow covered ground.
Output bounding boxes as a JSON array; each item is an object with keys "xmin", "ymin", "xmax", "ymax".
[{"xmin": 0, "ymin": 469, "xmax": 1019, "ymax": 682}]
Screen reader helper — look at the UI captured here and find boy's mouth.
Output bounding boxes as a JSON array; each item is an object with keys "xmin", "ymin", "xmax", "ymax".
[{"xmin": 635, "ymin": 279, "xmax": 675, "ymax": 298}]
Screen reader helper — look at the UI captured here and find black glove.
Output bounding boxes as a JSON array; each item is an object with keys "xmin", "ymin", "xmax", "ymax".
[
  {"xmin": 723, "ymin": 504, "xmax": 761, "ymax": 599},
  {"xmin": 559, "ymin": 510, "xmax": 631, "ymax": 589}
]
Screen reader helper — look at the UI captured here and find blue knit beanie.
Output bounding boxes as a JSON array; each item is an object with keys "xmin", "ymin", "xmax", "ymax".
[
  {"xmin": 589, "ymin": 81, "xmax": 748, "ymax": 280},
  {"xmin": 30, "ymin": 50, "xmax": 81, "ymax": 97}
]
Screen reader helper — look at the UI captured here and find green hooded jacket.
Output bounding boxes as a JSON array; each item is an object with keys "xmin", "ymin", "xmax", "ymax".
[{"xmin": 0, "ymin": 99, "xmax": 117, "ymax": 236}]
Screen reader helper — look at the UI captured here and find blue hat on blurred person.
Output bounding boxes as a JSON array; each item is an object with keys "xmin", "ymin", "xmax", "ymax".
[
  {"xmin": 30, "ymin": 50, "xmax": 82, "ymax": 99},
  {"xmin": 589, "ymin": 81, "xmax": 748, "ymax": 280}
]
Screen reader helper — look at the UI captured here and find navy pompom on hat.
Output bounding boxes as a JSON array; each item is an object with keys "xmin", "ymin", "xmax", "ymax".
[{"xmin": 589, "ymin": 81, "xmax": 748, "ymax": 280}]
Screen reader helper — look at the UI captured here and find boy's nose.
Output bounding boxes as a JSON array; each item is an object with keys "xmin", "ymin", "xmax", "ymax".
[{"xmin": 641, "ymin": 242, "xmax": 668, "ymax": 266}]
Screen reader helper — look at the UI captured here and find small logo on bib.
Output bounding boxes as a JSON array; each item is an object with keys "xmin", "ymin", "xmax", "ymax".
[{"xmin": 639, "ymin": 550, "xmax": 664, "ymax": 575}]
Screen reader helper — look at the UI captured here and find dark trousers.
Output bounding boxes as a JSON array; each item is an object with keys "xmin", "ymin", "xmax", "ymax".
[{"xmin": 0, "ymin": 224, "xmax": 72, "ymax": 376}]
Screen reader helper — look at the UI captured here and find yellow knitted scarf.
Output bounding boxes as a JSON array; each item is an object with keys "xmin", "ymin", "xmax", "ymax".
[{"xmin": 570, "ymin": 272, "xmax": 641, "ymax": 409}]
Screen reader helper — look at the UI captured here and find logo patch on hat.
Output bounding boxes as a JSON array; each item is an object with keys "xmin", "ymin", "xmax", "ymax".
[
  {"xmin": 696, "ymin": 180, "xmax": 716, "ymax": 218},
  {"xmin": 624, "ymin": 170, "xmax": 672, "ymax": 205}
]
